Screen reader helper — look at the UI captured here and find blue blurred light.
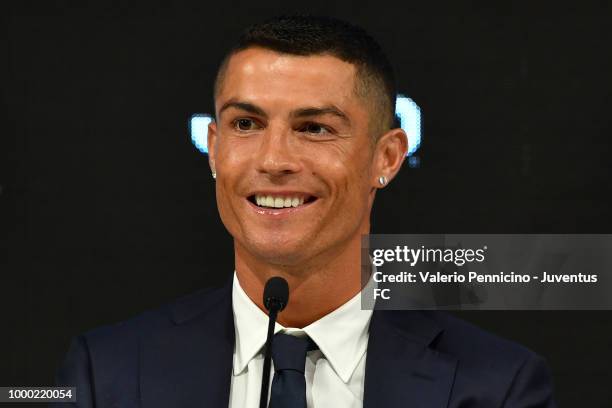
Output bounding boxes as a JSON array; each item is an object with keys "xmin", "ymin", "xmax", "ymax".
[
  {"xmin": 408, "ymin": 155, "xmax": 420, "ymax": 168},
  {"xmin": 189, "ymin": 94, "xmax": 422, "ymax": 156},
  {"xmin": 395, "ymin": 94, "xmax": 422, "ymax": 156},
  {"xmin": 190, "ymin": 114, "xmax": 213, "ymax": 154}
]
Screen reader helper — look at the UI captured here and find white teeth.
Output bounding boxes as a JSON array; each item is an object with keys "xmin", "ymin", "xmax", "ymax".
[{"xmin": 253, "ymin": 194, "xmax": 311, "ymax": 209}]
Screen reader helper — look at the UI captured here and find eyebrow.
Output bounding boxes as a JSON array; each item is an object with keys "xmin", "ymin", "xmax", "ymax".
[
  {"xmin": 218, "ymin": 99, "xmax": 350, "ymax": 125},
  {"xmin": 291, "ymin": 106, "xmax": 350, "ymax": 125},
  {"xmin": 219, "ymin": 100, "xmax": 266, "ymax": 117}
]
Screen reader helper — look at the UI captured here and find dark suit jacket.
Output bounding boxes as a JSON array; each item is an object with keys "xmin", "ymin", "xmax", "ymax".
[{"xmin": 52, "ymin": 279, "xmax": 557, "ymax": 407}]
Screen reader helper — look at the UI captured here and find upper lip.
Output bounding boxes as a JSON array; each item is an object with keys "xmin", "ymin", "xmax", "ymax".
[{"xmin": 247, "ymin": 190, "xmax": 318, "ymax": 199}]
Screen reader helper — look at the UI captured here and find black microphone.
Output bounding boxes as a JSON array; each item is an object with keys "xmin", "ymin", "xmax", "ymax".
[{"xmin": 259, "ymin": 277, "xmax": 289, "ymax": 408}]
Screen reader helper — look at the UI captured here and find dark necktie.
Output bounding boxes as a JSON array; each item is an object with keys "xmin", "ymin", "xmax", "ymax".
[{"xmin": 268, "ymin": 333, "xmax": 318, "ymax": 408}]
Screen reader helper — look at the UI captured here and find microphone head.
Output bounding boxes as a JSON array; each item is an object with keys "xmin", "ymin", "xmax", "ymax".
[{"xmin": 263, "ymin": 277, "xmax": 289, "ymax": 312}]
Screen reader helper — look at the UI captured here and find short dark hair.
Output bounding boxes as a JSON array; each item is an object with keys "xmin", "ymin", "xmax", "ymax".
[{"xmin": 214, "ymin": 15, "xmax": 397, "ymax": 135}]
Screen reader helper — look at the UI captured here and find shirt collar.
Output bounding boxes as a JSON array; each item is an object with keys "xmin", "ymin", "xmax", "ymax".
[{"xmin": 231, "ymin": 272, "xmax": 373, "ymax": 383}]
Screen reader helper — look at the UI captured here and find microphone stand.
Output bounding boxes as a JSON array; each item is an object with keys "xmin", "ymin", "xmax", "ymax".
[
  {"xmin": 259, "ymin": 304, "xmax": 279, "ymax": 408},
  {"xmin": 259, "ymin": 277, "xmax": 289, "ymax": 408}
]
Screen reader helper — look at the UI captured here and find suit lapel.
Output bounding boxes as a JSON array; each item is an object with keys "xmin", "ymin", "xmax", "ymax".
[
  {"xmin": 364, "ymin": 310, "xmax": 457, "ymax": 408},
  {"xmin": 140, "ymin": 280, "xmax": 235, "ymax": 408}
]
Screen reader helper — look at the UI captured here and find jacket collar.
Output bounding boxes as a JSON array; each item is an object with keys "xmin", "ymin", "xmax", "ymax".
[
  {"xmin": 364, "ymin": 310, "xmax": 457, "ymax": 408},
  {"xmin": 139, "ymin": 276, "xmax": 457, "ymax": 408},
  {"xmin": 140, "ymin": 277, "xmax": 235, "ymax": 408}
]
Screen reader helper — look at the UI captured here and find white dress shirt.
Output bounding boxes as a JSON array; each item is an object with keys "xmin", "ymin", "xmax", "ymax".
[{"xmin": 229, "ymin": 272, "xmax": 373, "ymax": 408}]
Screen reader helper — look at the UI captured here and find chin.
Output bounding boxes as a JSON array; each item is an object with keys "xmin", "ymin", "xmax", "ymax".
[{"xmin": 245, "ymin": 238, "xmax": 312, "ymax": 266}]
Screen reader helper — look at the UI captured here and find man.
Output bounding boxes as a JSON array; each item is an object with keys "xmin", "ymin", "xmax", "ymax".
[{"xmin": 54, "ymin": 16, "xmax": 557, "ymax": 407}]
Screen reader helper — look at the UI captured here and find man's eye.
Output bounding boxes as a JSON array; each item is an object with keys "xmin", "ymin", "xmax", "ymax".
[
  {"xmin": 233, "ymin": 118, "xmax": 259, "ymax": 131},
  {"xmin": 300, "ymin": 123, "xmax": 330, "ymax": 134}
]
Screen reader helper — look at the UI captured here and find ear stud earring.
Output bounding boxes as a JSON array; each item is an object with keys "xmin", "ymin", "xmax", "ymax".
[
  {"xmin": 212, "ymin": 171, "xmax": 217, "ymax": 180},
  {"xmin": 378, "ymin": 176, "xmax": 387, "ymax": 186}
]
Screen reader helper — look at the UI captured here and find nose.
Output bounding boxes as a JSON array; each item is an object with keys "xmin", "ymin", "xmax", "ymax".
[{"xmin": 255, "ymin": 124, "xmax": 301, "ymax": 177}]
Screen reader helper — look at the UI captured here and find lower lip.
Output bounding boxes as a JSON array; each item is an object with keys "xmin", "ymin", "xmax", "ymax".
[{"xmin": 246, "ymin": 198, "xmax": 317, "ymax": 217}]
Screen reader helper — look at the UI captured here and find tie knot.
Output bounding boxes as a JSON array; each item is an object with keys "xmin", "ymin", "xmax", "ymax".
[{"xmin": 271, "ymin": 333, "xmax": 317, "ymax": 373}]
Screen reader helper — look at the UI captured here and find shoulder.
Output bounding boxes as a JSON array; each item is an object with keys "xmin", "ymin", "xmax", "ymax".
[
  {"xmin": 78, "ymin": 283, "xmax": 230, "ymax": 357},
  {"xmin": 53, "ymin": 283, "xmax": 233, "ymax": 405},
  {"xmin": 372, "ymin": 309, "xmax": 555, "ymax": 405},
  {"xmin": 375, "ymin": 309, "xmax": 537, "ymax": 364},
  {"xmin": 427, "ymin": 311, "xmax": 536, "ymax": 366},
  {"xmin": 425, "ymin": 311, "xmax": 555, "ymax": 405}
]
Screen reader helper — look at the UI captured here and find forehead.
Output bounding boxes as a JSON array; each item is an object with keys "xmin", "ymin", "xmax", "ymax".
[{"xmin": 216, "ymin": 47, "xmax": 359, "ymax": 109}]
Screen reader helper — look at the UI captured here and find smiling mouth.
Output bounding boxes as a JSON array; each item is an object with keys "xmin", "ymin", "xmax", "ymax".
[{"xmin": 247, "ymin": 194, "xmax": 317, "ymax": 209}]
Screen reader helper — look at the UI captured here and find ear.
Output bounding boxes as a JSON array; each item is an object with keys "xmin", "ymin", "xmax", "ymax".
[
  {"xmin": 207, "ymin": 119, "xmax": 218, "ymax": 175},
  {"xmin": 371, "ymin": 128, "xmax": 408, "ymax": 187}
]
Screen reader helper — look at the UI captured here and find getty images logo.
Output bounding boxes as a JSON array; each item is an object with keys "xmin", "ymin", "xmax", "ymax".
[{"xmin": 189, "ymin": 94, "xmax": 421, "ymax": 167}]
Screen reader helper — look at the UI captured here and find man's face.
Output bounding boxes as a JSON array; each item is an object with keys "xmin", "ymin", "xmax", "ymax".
[{"xmin": 209, "ymin": 47, "xmax": 379, "ymax": 266}]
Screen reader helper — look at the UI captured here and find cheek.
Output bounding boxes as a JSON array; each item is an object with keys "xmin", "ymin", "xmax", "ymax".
[
  {"xmin": 215, "ymin": 182, "xmax": 234, "ymax": 226},
  {"xmin": 315, "ymin": 154, "xmax": 372, "ymax": 205},
  {"xmin": 216, "ymin": 136, "xmax": 255, "ymax": 196},
  {"xmin": 217, "ymin": 136, "xmax": 251, "ymax": 169},
  {"xmin": 214, "ymin": 143, "xmax": 248, "ymax": 219}
]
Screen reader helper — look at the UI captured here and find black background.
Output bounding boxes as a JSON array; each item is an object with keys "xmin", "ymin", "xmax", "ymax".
[{"xmin": 2, "ymin": 1, "xmax": 611, "ymax": 406}]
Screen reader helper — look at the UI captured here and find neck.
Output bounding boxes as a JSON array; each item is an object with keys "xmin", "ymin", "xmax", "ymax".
[{"xmin": 235, "ymin": 231, "xmax": 367, "ymax": 328}]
